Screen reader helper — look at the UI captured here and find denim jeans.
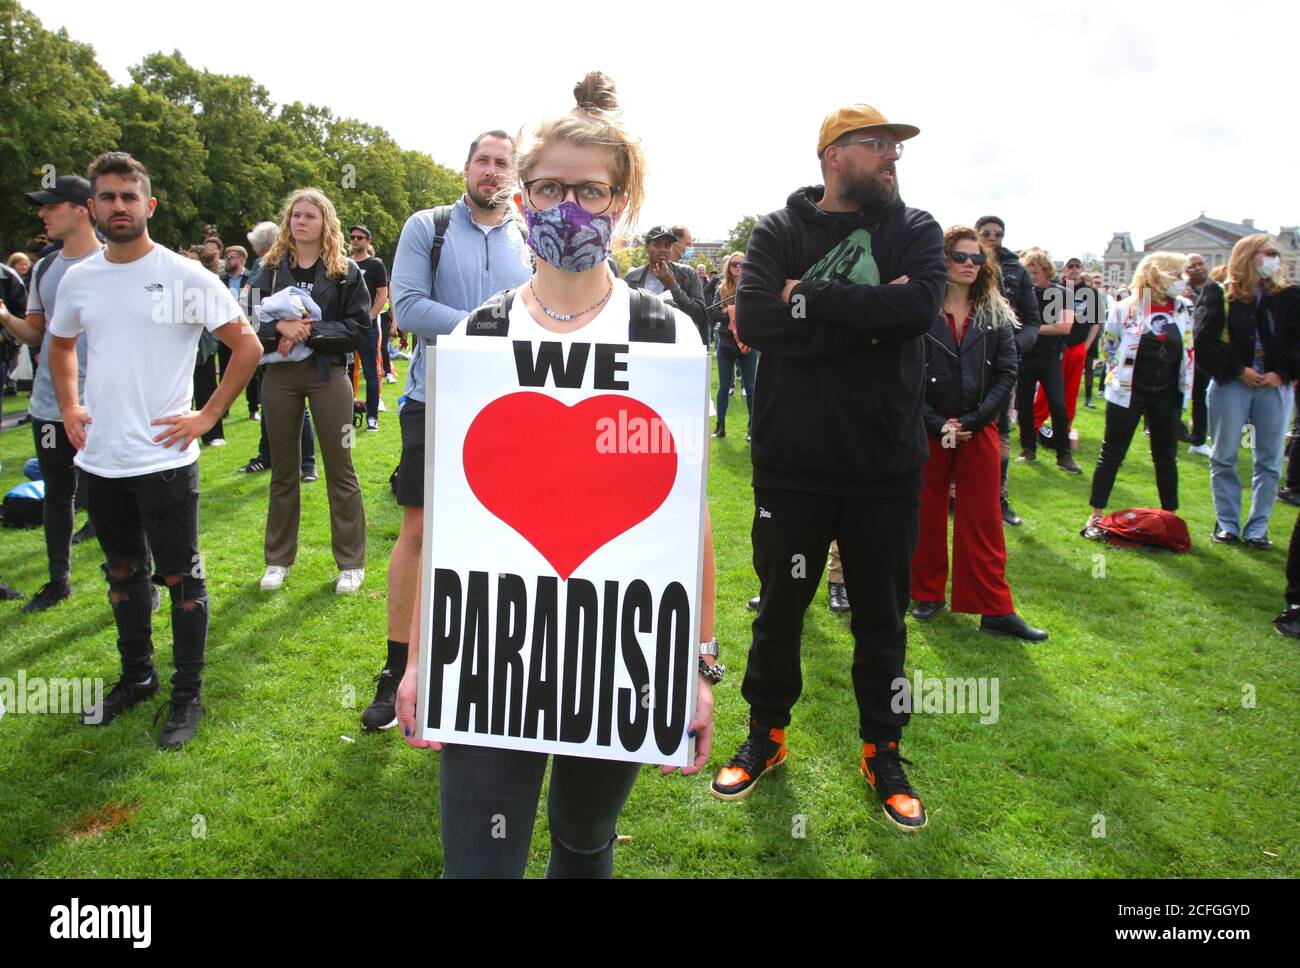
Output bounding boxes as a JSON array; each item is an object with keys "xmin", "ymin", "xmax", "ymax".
[
  {"xmin": 716, "ymin": 347, "xmax": 757, "ymax": 431},
  {"xmin": 1207, "ymin": 377, "xmax": 1293, "ymax": 540},
  {"xmin": 86, "ymin": 463, "xmax": 207, "ymax": 698},
  {"xmin": 32, "ymin": 420, "xmax": 79, "ymax": 584},
  {"xmin": 357, "ymin": 318, "xmax": 381, "ymax": 420},
  {"xmin": 439, "ymin": 744, "xmax": 641, "ymax": 878}
]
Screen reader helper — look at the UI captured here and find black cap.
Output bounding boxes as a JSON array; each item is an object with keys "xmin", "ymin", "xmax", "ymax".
[
  {"xmin": 348, "ymin": 224, "xmax": 371, "ymax": 238},
  {"xmin": 26, "ymin": 175, "xmax": 92, "ymax": 207},
  {"xmin": 974, "ymin": 215, "xmax": 1005, "ymax": 231},
  {"xmin": 643, "ymin": 224, "xmax": 675, "ymax": 244}
]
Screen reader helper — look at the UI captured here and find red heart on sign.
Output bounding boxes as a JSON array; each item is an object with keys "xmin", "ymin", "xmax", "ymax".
[{"xmin": 462, "ymin": 392, "xmax": 678, "ymax": 580}]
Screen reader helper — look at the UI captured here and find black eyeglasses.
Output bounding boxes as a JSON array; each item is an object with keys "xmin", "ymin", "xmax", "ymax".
[
  {"xmin": 950, "ymin": 251, "xmax": 988, "ymax": 265},
  {"xmin": 523, "ymin": 179, "xmax": 621, "ymax": 215}
]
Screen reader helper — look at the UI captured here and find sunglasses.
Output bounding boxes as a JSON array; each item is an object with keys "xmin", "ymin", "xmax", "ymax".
[
  {"xmin": 350, "ymin": 234, "xmax": 369, "ymax": 241},
  {"xmin": 950, "ymin": 251, "xmax": 988, "ymax": 265}
]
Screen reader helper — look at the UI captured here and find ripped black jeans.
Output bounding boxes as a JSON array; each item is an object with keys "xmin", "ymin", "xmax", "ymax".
[
  {"xmin": 86, "ymin": 463, "xmax": 207, "ymax": 699},
  {"xmin": 439, "ymin": 745, "xmax": 641, "ymax": 878}
]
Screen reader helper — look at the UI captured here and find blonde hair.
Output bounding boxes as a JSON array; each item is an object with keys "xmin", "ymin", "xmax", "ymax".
[
  {"xmin": 1226, "ymin": 233, "xmax": 1289, "ymax": 303},
  {"xmin": 1018, "ymin": 247, "xmax": 1054, "ymax": 279},
  {"xmin": 1131, "ymin": 251, "xmax": 1186, "ymax": 306},
  {"xmin": 6, "ymin": 252, "xmax": 30, "ymax": 272},
  {"xmin": 264, "ymin": 188, "xmax": 348, "ymax": 278},
  {"xmin": 513, "ymin": 71, "xmax": 646, "ymax": 237},
  {"xmin": 719, "ymin": 251, "xmax": 744, "ymax": 305}
]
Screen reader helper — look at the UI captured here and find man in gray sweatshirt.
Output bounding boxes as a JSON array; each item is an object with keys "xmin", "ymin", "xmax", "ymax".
[{"xmin": 361, "ymin": 129, "xmax": 532, "ymax": 731}]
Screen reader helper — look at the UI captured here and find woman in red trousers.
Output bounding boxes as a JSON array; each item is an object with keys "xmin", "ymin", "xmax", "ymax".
[{"xmin": 911, "ymin": 226, "xmax": 1047, "ymax": 641}]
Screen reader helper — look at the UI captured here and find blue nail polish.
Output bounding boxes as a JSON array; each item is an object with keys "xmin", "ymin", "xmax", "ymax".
[
  {"xmin": 404, "ymin": 727, "xmax": 411, "ymax": 737},
  {"xmin": 688, "ymin": 728, "xmax": 696, "ymax": 738}
]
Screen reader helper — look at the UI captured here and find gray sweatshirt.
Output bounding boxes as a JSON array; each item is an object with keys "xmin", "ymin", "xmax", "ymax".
[{"xmin": 390, "ymin": 198, "xmax": 532, "ymax": 406}]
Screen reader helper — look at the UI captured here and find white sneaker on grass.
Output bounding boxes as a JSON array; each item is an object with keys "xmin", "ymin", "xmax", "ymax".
[
  {"xmin": 208, "ymin": 438, "xmax": 227, "ymax": 447},
  {"xmin": 336, "ymin": 568, "xmax": 365, "ymax": 595},
  {"xmin": 377, "ymin": 399, "xmax": 387, "ymax": 412},
  {"xmin": 1188, "ymin": 443, "xmax": 1212, "ymax": 457},
  {"xmin": 385, "ymin": 373, "xmax": 397, "ymax": 384},
  {"xmin": 260, "ymin": 565, "xmax": 290, "ymax": 591}
]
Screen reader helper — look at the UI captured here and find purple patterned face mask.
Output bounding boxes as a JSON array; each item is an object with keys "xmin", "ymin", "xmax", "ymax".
[{"xmin": 523, "ymin": 200, "xmax": 615, "ymax": 273}]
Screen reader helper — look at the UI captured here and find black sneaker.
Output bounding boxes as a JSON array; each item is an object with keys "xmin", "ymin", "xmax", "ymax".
[
  {"xmin": 361, "ymin": 669, "xmax": 400, "ymax": 731},
  {"xmin": 301, "ymin": 467, "xmax": 319, "ymax": 483},
  {"xmin": 1016, "ymin": 450, "xmax": 1037, "ymax": 464},
  {"xmin": 366, "ymin": 417, "xmax": 379, "ymax": 433},
  {"xmin": 1274, "ymin": 606, "xmax": 1300, "ymax": 638},
  {"xmin": 1278, "ymin": 487, "xmax": 1300, "ymax": 508},
  {"xmin": 239, "ymin": 457, "xmax": 269, "ymax": 474},
  {"xmin": 70, "ymin": 520, "xmax": 96, "ymax": 545},
  {"xmin": 710, "ymin": 721, "xmax": 787, "ymax": 800},
  {"xmin": 1056, "ymin": 454, "xmax": 1083, "ymax": 474},
  {"xmin": 155, "ymin": 696, "xmax": 204, "ymax": 749},
  {"xmin": 82, "ymin": 675, "xmax": 159, "ymax": 726},
  {"xmin": 21, "ymin": 580, "xmax": 70, "ymax": 614},
  {"xmin": 1001, "ymin": 500, "xmax": 1022, "ymax": 527},
  {"xmin": 910, "ymin": 600, "xmax": 947, "ymax": 622},
  {"xmin": 827, "ymin": 581, "xmax": 851, "ymax": 614},
  {"xmin": 861, "ymin": 741, "xmax": 927, "ymax": 831},
  {"xmin": 746, "ymin": 595, "xmax": 760, "ymax": 611},
  {"xmin": 0, "ymin": 582, "xmax": 25, "ymax": 602}
]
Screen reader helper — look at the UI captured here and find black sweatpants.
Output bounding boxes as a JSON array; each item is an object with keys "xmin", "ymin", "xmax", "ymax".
[
  {"xmin": 1017, "ymin": 353, "xmax": 1069, "ymax": 455},
  {"xmin": 1189, "ymin": 365, "xmax": 1210, "ymax": 447},
  {"xmin": 743, "ymin": 487, "xmax": 918, "ymax": 743},
  {"xmin": 32, "ymin": 419, "xmax": 77, "ymax": 584},
  {"xmin": 1285, "ymin": 512, "xmax": 1300, "ymax": 606},
  {"xmin": 1089, "ymin": 390, "xmax": 1180, "ymax": 511}
]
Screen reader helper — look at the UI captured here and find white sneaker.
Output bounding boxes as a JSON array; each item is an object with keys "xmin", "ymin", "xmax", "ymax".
[
  {"xmin": 385, "ymin": 373, "xmax": 397, "ymax": 384},
  {"xmin": 209, "ymin": 438, "xmax": 227, "ymax": 448},
  {"xmin": 335, "ymin": 568, "xmax": 365, "ymax": 595},
  {"xmin": 377, "ymin": 399, "xmax": 387, "ymax": 412},
  {"xmin": 260, "ymin": 565, "xmax": 290, "ymax": 591},
  {"xmin": 1188, "ymin": 443, "xmax": 1213, "ymax": 457}
]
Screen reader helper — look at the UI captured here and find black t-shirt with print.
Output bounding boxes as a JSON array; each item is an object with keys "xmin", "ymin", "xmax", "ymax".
[
  {"xmin": 289, "ymin": 261, "xmax": 318, "ymax": 294},
  {"xmin": 1028, "ymin": 283, "xmax": 1068, "ymax": 359}
]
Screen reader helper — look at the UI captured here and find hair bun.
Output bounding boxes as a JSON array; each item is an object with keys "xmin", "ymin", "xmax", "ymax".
[{"xmin": 574, "ymin": 71, "xmax": 620, "ymax": 113}]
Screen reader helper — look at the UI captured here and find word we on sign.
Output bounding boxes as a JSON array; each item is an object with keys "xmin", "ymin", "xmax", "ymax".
[{"xmin": 417, "ymin": 331, "xmax": 708, "ymax": 766}]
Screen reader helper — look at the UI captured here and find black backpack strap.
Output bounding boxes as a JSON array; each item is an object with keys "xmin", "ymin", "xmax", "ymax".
[
  {"xmin": 628, "ymin": 287, "xmax": 676, "ymax": 343},
  {"xmin": 429, "ymin": 205, "xmax": 454, "ymax": 283},
  {"xmin": 463, "ymin": 289, "xmax": 514, "ymax": 336},
  {"xmin": 31, "ymin": 255, "xmax": 53, "ymax": 307}
]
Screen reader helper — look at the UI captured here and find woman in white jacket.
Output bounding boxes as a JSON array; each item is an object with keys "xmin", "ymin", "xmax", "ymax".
[{"xmin": 1082, "ymin": 252, "xmax": 1194, "ymax": 539}]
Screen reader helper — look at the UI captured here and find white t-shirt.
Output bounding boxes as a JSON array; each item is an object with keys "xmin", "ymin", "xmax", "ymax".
[
  {"xmin": 48, "ymin": 244, "xmax": 242, "ymax": 478},
  {"xmin": 456, "ymin": 278, "xmax": 701, "ymax": 347}
]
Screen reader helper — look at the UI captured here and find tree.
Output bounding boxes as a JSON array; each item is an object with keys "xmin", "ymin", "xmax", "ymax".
[
  {"xmin": 721, "ymin": 214, "xmax": 763, "ymax": 255},
  {"xmin": 0, "ymin": 0, "xmax": 118, "ymax": 250}
]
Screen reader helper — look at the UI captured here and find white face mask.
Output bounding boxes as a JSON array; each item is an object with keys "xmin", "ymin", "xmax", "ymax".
[
  {"xmin": 1257, "ymin": 256, "xmax": 1281, "ymax": 278},
  {"xmin": 1168, "ymin": 279, "xmax": 1187, "ymax": 298}
]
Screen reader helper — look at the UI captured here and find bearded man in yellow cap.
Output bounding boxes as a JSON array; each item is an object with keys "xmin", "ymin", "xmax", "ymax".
[{"xmin": 710, "ymin": 104, "xmax": 945, "ymax": 831}]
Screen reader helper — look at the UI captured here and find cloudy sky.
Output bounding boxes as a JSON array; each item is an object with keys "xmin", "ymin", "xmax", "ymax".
[{"xmin": 29, "ymin": 0, "xmax": 1299, "ymax": 258}]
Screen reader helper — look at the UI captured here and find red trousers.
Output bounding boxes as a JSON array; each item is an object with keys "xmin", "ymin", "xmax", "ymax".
[
  {"xmin": 1034, "ymin": 340, "xmax": 1088, "ymax": 430},
  {"xmin": 911, "ymin": 422, "xmax": 1015, "ymax": 615}
]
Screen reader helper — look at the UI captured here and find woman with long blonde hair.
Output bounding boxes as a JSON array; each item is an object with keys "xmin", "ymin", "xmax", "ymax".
[
  {"xmin": 1194, "ymin": 233, "xmax": 1300, "ymax": 547},
  {"xmin": 249, "ymin": 187, "xmax": 371, "ymax": 592},
  {"xmin": 708, "ymin": 250, "xmax": 757, "ymax": 440},
  {"xmin": 910, "ymin": 226, "xmax": 1045, "ymax": 640},
  {"xmin": 1081, "ymin": 252, "xmax": 1194, "ymax": 539}
]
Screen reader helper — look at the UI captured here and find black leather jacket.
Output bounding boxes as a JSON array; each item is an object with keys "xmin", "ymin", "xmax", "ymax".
[
  {"xmin": 995, "ymin": 246, "xmax": 1040, "ymax": 356},
  {"xmin": 1194, "ymin": 280, "xmax": 1300, "ymax": 385},
  {"xmin": 249, "ymin": 255, "xmax": 371, "ymax": 366},
  {"xmin": 921, "ymin": 309, "xmax": 1019, "ymax": 436}
]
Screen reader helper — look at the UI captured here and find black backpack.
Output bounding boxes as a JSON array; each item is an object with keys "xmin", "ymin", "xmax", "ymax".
[{"xmin": 463, "ymin": 287, "xmax": 675, "ymax": 342}]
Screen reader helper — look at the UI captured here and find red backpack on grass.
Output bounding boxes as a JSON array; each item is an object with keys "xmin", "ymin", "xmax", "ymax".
[{"xmin": 1097, "ymin": 508, "xmax": 1191, "ymax": 552}]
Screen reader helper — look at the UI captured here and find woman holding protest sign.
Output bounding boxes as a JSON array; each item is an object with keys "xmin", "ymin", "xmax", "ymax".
[{"xmin": 396, "ymin": 72, "xmax": 718, "ymax": 879}]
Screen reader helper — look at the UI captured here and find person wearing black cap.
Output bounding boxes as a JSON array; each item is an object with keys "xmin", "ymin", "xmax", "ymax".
[
  {"xmin": 348, "ymin": 224, "xmax": 388, "ymax": 432},
  {"xmin": 974, "ymin": 215, "xmax": 1040, "ymax": 526},
  {"xmin": 624, "ymin": 224, "xmax": 708, "ymax": 343},
  {"xmin": 0, "ymin": 176, "xmax": 103, "ymax": 613},
  {"xmin": 711, "ymin": 103, "xmax": 945, "ymax": 832}
]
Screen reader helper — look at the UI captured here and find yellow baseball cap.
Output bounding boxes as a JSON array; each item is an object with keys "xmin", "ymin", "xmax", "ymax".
[{"xmin": 817, "ymin": 104, "xmax": 920, "ymax": 157}]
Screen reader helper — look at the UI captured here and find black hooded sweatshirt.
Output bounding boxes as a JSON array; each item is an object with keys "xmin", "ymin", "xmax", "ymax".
[{"xmin": 735, "ymin": 185, "xmax": 946, "ymax": 497}]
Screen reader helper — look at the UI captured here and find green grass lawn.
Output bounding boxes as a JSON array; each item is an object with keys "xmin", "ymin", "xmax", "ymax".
[{"xmin": 1, "ymin": 358, "xmax": 1296, "ymax": 878}]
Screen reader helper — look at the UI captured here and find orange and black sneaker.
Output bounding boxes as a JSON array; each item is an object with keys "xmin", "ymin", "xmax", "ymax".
[
  {"xmin": 861, "ymin": 741, "xmax": 927, "ymax": 831},
  {"xmin": 710, "ymin": 720, "xmax": 787, "ymax": 800}
]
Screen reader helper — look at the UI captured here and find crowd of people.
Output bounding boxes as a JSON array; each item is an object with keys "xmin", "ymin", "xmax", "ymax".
[{"xmin": 2, "ymin": 70, "xmax": 1298, "ymax": 877}]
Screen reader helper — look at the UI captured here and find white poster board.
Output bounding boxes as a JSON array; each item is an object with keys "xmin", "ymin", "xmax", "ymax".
[{"xmin": 416, "ymin": 331, "xmax": 709, "ymax": 766}]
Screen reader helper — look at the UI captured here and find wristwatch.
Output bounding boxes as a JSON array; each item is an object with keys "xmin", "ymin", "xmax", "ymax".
[{"xmin": 698, "ymin": 639, "xmax": 725, "ymax": 684}]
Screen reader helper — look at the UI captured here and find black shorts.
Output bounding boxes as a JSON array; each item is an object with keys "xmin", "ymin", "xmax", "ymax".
[{"xmin": 396, "ymin": 400, "xmax": 426, "ymax": 507}]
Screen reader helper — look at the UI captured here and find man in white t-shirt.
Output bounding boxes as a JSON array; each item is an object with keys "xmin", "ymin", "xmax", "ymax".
[{"xmin": 47, "ymin": 152, "xmax": 263, "ymax": 749}]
